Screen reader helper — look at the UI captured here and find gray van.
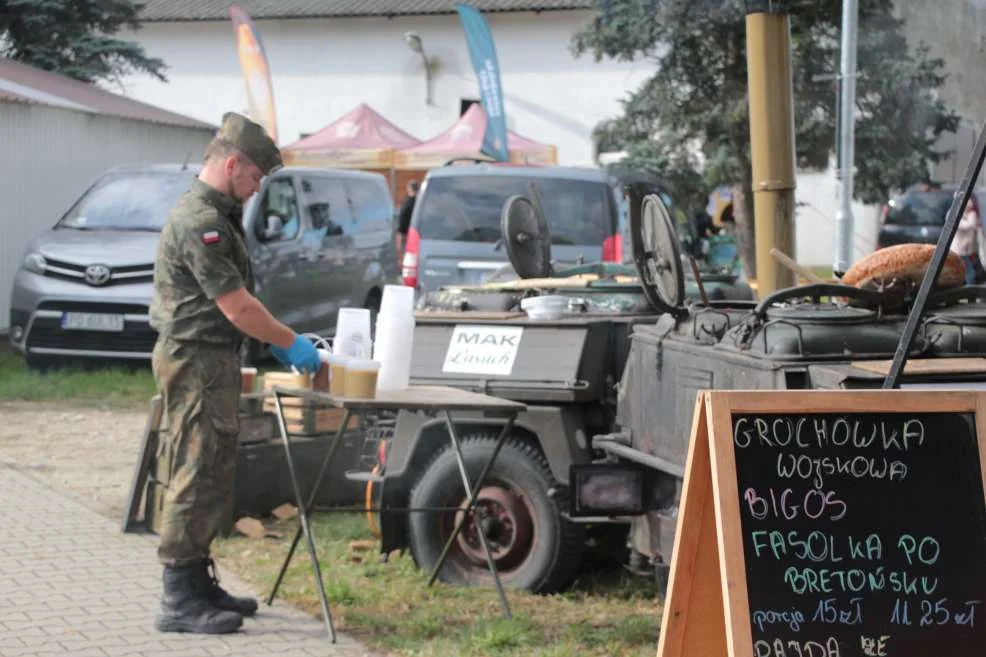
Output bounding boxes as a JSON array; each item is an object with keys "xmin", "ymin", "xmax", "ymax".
[
  {"xmin": 400, "ymin": 164, "xmax": 677, "ymax": 293},
  {"xmin": 9, "ymin": 163, "xmax": 399, "ymax": 368}
]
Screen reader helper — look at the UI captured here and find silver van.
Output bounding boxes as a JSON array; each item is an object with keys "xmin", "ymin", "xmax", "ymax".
[
  {"xmin": 401, "ymin": 164, "xmax": 675, "ymax": 293},
  {"xmin": 9, "ymin": 164, "xmax": 399, "ymax": 368}
]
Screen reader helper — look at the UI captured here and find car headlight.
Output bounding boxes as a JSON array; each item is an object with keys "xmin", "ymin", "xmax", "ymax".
[{"xmin": 22, "ymin": 252, "xmax": 47, "ymax": 274}]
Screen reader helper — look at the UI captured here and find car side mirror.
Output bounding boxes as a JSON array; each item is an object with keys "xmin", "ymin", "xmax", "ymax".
[{"xmin": 263, "ymin": 214, "xmax": 284, "ymax": 240}]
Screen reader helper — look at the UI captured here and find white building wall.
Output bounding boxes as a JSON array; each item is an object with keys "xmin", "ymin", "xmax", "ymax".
[
  {"xmin": 0, "ymin": 100, "xmax": 212, "ymax": 331},
  {"xmin": 119, "ymin": 12, "xmax": 654, "ymax": 166},
  {"xmin": 119, "ymin": 12, "xmax": 879, "ymax": 268},
  {"xmin": 795, "ymin": 167, "xmax": 881, "ymax": 268}
]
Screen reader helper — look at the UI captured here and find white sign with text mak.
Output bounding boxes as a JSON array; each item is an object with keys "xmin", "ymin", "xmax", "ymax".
[{"xmin": 442, "ymin": 325, "xmax": 524, "ymax": 376}]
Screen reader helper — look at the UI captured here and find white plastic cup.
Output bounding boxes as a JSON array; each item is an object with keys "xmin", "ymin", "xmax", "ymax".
[
  {"xmin": 334, "ymin": 308, "xmax": 372, "ymax": 358},
  {"xmin": 372, "ymin": 312, "xmax": 409, "ymax": 336},
  {"xmin": 344, "ymin": 359, "xmax": 381, "ymax": 398},
  {"xmin": 380, "ymin": 284, "xmax": 416, "ymax": 320},
  {"xmin": 373, "ymin": 312, "xmax": 415, "ymax": 392}
]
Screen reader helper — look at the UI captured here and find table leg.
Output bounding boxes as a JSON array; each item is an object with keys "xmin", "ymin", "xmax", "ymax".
[
  {"xmin": 267, "ymin": 408, "xmax": 352, "ymax": 607},
  {"xmin": 426, "ymin": 411, "xmax": 515, "ymax": 619},
  {"xmin": 268, "ymin": 391, "xmax": 337, "ymax": 643}
]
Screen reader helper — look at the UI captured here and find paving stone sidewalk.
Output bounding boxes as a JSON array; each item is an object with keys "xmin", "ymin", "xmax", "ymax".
[{"xmin": 0, "ymin": 465, "xmax": 373, "ymax": 657}]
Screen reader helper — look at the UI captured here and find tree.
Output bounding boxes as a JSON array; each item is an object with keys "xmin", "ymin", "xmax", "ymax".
[
  {"xmin": 0, "ymin": 0, "xmax": 167, "ymax": 85},
  {"xmin": 573, "ymin": 0, "xmax": 959, "ymax": 277}
]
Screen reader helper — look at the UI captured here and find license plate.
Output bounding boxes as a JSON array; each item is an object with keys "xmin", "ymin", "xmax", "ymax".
[{"xmin": 60, "ymin": 312, "xmax": 125, "ymax": 332}]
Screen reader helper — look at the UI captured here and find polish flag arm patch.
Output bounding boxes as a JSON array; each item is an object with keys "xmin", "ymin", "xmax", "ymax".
[{"xmin": 202, "ymin": 230, "xmax": 221, "ymax": 245}]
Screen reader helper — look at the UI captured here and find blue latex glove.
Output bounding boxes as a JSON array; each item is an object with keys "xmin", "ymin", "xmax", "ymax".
[
  {"xmin": 270, "ymin": 335, "xmax": 321, "ymax": 374},
  {"xmin": 268, "ymin": 344, "xmax": 292, "ymax": 368}
]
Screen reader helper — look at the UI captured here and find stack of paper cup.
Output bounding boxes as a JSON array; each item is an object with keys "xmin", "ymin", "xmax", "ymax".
[
  {"xmin": 373, "ymin": 284, "xmax": 416, "ymax": 392},
  {"xmin": 333, "ymin": 308, "xmax": 372, "ymax": 359}
]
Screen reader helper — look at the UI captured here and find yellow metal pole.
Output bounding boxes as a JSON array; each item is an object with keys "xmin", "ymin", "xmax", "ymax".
[{"xmin": 746, "ymin": 9, "xmax": 797, "ymax": 296}]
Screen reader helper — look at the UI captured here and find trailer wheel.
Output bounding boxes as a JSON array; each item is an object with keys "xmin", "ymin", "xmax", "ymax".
[{"xmin": 407, "ymin": 434, "xmax": 584, "ymax": 594}]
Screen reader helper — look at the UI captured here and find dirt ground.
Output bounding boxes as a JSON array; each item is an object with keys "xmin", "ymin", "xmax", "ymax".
[{"xmin": 0, "ymin": 401, "xmax": 148, "ymax": 519}]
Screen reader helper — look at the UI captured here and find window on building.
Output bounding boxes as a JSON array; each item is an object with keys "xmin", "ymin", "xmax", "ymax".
[{"xmin": 460, "ymin": 98, "xmax": 480, "ymax": 116}]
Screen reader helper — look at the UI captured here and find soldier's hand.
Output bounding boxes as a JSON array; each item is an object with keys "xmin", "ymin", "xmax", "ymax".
[{"xmin": 277, "ymin": 334, "xmax": 321, "ymax": 374}]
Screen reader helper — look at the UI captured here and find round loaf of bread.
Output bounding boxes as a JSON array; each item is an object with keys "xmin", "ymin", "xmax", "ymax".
[{"xmin": 842, "ymin": 244, "xmax": 965, "ymax": 289}]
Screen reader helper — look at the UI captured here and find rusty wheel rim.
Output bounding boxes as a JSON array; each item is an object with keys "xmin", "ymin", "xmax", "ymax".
[{"xmin": 443, "ymin": 483, "xmax": 535, "ymax": 573}]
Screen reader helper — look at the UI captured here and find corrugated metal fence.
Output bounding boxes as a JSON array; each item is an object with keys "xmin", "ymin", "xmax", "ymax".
[{"xmin": 0, "ymin": 99, "xmax": 213, "ymax": 332}]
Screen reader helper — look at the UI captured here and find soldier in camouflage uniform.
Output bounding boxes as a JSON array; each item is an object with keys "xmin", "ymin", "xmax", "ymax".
[{"xmin": 150, "ymin": 112, "xmax": 322, "ymax": 634}]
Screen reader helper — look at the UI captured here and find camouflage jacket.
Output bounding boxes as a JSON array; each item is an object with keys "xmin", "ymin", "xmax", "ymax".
[{"xmin": 150, "ymin": 179, "xmax": 252, "ymax": 344}]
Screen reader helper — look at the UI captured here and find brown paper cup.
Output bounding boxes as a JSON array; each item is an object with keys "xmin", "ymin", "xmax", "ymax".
[{"xmin": 241, "ymin": 367, "xmax": 258, "ymax": 394}]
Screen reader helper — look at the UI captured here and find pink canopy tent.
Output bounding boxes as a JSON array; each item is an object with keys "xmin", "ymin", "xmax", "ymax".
[
  {"xmin": 281, "ymin": 103, "xmax": 421, "ymax": 169},
  {"xmin": 394, "ymin": 103, "xmax": 557, "ymax": 170}
]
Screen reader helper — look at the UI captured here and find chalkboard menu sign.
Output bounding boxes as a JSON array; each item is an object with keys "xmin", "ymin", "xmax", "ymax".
[{"xmin": 657, "ymin": 391, "xmax": 986, "ymax": 657}]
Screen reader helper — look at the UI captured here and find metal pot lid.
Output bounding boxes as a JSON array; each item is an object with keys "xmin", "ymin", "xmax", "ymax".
[
  {"xmin": 766, "ymin": 304, "xmax": 876, "ymax": 323},
  {"xmin": 631, "ymin": 194, "xmax": 685, "ymax": 313},
  {"xmin": 501, "ymin": 193, "xmax": 552, "ymax": 279}
]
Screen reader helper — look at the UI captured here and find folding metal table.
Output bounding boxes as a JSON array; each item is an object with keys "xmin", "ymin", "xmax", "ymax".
[{"xmin": 264, "ymin": 385, "xmax": 527, "ymax": 643}]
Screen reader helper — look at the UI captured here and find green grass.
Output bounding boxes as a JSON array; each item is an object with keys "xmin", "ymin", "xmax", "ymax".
[
  {"xmin": 0, "ymin": 352, "xmax": 156, "ymax": 408},
  {"xmin": 0, "ymin": 351, "xmax": 665, "ymax": 654},
  {"xmin": 214, "ymin": 514, "xmax": 663, "ymax": 657},
  {"xmin": 811, "ymin": 265, "xmax": 835, "ymax": 281}
]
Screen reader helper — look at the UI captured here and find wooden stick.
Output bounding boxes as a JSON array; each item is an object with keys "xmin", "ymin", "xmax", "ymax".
[
  {"xmin": 689, "ymin": 257, "xmax": 711, "ymax": 306},
  {"xmin": 769, "ymin": 247, "xmax": 825, "ymax": 284}
]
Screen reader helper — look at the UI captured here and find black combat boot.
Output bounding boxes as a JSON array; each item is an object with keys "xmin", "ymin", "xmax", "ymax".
[
  {"xmin": 155, "ymin": 564, "xmax": 243, "ymax": 634},
  {"xmin": 199, "ymin": 558, "xmax": 259, "ymax": 617}
]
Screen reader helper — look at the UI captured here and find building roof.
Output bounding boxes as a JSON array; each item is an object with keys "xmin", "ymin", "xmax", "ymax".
[
  {"xmin": 0, "ymin": 57, "xmax": 216, "ymax": 131},
  {"xmin": 139, "ymin": 0, "xmax": 592, "ymax": 22}
]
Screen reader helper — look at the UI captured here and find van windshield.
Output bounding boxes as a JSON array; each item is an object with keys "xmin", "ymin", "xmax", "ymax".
[
  {"xmin": 414, "ymin": 175, "xmax": 613, "ymax": 245},
  {"xmin": 57, "ymin": 171, "xmax": 195, "ymax": 231}
]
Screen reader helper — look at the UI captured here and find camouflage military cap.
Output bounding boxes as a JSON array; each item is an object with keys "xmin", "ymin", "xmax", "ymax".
[{"xmin": 217, "ymin": 112, "xmax": 283, "ymax": 175}]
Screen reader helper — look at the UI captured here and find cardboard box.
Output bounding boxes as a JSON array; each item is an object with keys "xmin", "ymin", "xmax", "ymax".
[{"xmin": 261, "ymin": 371, "xmax": 356, "ymax": 436}]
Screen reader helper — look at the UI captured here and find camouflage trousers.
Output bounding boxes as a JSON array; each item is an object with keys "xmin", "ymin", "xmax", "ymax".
[{"xmin": 152, "ymin": 337, "xmax": 241, "ymax": 567}]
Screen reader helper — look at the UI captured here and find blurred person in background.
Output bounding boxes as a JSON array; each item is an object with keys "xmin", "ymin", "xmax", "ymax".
[
  {"xmin": 951, "ymin": 195, "xmax": 980, "ymax": 285},
  {"xmin": 397, "ymin": 179, "xmax": 419, "ymax": 254}
]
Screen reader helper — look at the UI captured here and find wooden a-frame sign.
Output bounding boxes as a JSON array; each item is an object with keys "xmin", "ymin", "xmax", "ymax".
[{"xmin": 656, "ymin": 390, "xmax": 986, "ymax": 657}]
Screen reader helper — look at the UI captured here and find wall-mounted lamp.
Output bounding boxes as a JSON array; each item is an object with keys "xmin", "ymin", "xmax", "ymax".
[{"xmin": 404, "ymin": 31, "xmax": 435, "ymax": 106}]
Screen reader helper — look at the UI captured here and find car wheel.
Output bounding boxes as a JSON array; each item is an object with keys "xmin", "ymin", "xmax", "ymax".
[
  {"xmin": 25, "ymin": 353, "xmax": 58, "ymax": 372},
  {"xmin": 407, "ymin": 433, "xmax": 584, "ymax": 594}
]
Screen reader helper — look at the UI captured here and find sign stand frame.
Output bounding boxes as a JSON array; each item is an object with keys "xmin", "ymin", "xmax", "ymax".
[{"xmin": 657, "ymin": 389, "xmax": 986, "ymax": 657}]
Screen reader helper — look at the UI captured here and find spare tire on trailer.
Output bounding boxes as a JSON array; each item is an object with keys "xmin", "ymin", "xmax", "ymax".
[{"xmin": 407, "ymin": 433, "xmax": 584, "ymax": 594}]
